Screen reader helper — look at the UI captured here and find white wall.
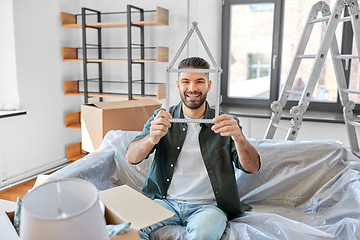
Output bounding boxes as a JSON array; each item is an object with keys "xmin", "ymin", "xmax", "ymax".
[{"xmin": 0, "ymin": 0, "xmax": 82, "ymax": 187}]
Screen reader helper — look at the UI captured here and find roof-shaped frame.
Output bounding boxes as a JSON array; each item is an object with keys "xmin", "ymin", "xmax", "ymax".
[{"xmin": 165, "ymin": 22, "xmax": 223, "ymax": 123}]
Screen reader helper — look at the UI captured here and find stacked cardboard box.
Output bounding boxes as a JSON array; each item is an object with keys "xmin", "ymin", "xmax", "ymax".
[{"xmin": 81, "ymin": 99, "xmax": 161, "ymax": 152}]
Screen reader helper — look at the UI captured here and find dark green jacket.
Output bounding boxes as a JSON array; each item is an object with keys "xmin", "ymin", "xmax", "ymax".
[{"xmin": 134, "ymin": 101, "xmax": 258, "ymax": 219}]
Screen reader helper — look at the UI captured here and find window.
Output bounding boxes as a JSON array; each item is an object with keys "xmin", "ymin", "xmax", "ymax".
[
  {"xmin": 221, "ymin": 0, "xmax": 359, "ymax": 112},
  {"xmin": 221, "ymin": 0, "xmax": 282, "ymax": 107}
]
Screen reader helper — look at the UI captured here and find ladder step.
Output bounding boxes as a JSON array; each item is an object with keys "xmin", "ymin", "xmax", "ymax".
[
  {"xmin": 340, "ymin": 16, "xmax": 351, "ymax": 23},
  {"xmin": 295, "ymin": 54, "xmax": 356, "ymax": 59},
  {"xmin": 272, "ymin": 123, "xmax": 288, "ymax": 132},
  {"xmin": 285, "ymin": 90, "xmax": 303, "ymax": 95},
  {"xmin": 310, "ymin": 16, "xmax": 330, "ymax": 24},
  {"xmin": 348, "ymin": 120, "xmax": 360, "ymax": 128},
  {"xmin": 296, "ymin": 54, "xmax": 357, "ymax": 59},
  {"xmin": 310, "ymin": 16, "xmax": 351, "ymax": 24},
  {"xmin": 336, "ymin": 54, "xmax": 359, "ymax": 59},
  {"xmin": 342, "ymin": 89, "xmax": 360, "ymax": 95},
  {"xmin": 296, "ymin": 54, "xmax": 316, "ymax": 59}
]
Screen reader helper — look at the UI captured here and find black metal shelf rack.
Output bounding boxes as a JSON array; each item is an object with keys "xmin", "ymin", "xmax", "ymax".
[{"xmin": 61, "ymin": 5, "xmax": 169, "ymax": 103}]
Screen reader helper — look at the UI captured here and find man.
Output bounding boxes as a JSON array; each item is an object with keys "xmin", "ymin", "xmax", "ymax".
[{"xmin": 126, "ymin": 57, "xmax": 260, "ymax": 240}]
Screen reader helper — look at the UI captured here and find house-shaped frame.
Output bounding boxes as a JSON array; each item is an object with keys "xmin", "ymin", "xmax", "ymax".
[{"xmin": 165, "ymin": 22, "xmax": 223, "ymax": 124}]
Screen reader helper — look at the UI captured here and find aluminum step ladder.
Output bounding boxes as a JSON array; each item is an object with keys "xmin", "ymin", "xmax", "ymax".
[{"xmin": 264, "ymin": 0, "xmax": 360, "ymax": 157}]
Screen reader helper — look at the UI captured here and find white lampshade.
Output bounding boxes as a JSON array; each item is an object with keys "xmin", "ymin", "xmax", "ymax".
[{"xmin": 20, "ymin": 179, "xmax": 109, "ymax": 240}]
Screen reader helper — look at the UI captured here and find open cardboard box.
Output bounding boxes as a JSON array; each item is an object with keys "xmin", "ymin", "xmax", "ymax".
[
  {"xmin": 0, "ymin": 183, "xmax": 174, "ymax": 240},
  {"xmin": 99, "ymin": 185, "xmax": 174, "ymax": 239},
  {"xmin": 81, "ymin": 99, "xmax": 161, "ymax": 152}
]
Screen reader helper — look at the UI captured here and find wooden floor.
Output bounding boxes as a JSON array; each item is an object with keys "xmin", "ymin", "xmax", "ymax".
[{"xmin": 0, "ymin": 178, "xmax": 36, "ymax": 202}]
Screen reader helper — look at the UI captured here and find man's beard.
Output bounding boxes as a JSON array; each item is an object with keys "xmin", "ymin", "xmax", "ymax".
[{"xmin": 180, "ymin": 90, "xmax": 207, "ymax": 109}]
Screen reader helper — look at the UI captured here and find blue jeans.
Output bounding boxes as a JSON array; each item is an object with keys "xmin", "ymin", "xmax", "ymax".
[{"xmin": 139, "ymin": 199, "xmax": 227, "ymax": 240}]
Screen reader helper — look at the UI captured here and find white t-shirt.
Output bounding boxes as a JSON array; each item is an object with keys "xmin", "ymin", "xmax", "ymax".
[{"xmin": 167, "ymin": 115, "xmax": 216, "ymax": 205}]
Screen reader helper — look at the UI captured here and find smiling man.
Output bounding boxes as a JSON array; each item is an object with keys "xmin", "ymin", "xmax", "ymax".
[{"xmin": 126, "ymin": 57, "xmax": 260, "ymax": 240}]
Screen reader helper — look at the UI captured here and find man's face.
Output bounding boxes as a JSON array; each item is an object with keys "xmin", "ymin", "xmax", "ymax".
[{"xmin": 177, "ymin": 70, "xmax": 211, "ymax": 110}]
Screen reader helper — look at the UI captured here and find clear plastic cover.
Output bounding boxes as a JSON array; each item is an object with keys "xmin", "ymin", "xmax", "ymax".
[{"xmin": 51, "ymin": 130, "xmax": 360, "ymax": 239}]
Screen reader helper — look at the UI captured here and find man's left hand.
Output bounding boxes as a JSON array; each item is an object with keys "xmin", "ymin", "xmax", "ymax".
[
  {"xmin": 212, "ymin": 114, "xmax": 260, "ymax": 173},
  {"xmin": 211, "ymin": 114, "xmax": 243, "ymax": 142}
]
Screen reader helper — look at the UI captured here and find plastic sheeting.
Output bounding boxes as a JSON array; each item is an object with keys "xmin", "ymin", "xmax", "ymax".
[{"xmin": 50, "ymin": 130, "xmax": 360, "ymax": 239}]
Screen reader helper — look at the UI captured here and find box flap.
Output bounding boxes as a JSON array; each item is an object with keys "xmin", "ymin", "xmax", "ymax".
[
  {"xmin": 81, "ymin": 104, "xmax": 104, "ymax": 152},
  {"xmin": 0, "ymin": 199, "xmax": 16, "ymax": 214},
  {"xmin": 82, "ymin": 103, "xmax": 100, "ymax": 109},
  {"xmin": 99, "ymin": 185, "xmax": 174, "ymax": 231},
  {"xmin": 32, "ymin": 174, "xmax": 53, "ymax": 189},
  {"xmin": 88, "ymin": 99, "xmax": 160, "ymax": 110},
  {"xmin": 0, "ymin": 213, "xmax": 20, "ymax": 240}
]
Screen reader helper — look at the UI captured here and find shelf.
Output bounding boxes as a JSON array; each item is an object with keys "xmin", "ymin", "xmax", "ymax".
[
  {"xmin": 61, "ymin": 6, "xmax": 168, "ymax": 28},
  {"xmin": 66, "ymin": 142, "xmax": 87, "ymax": 161},
  {"xmin": 62, "ymin": 47, "xmax": 81, "ymax": 62},
  {"xmin": 62, "ymin": 46, "xmax": 168, "ymax": 62},
  {"xmin": 64, "ymin": 80, "xmax": 166, "ymax": 100},
  {"xmin": 65, "ymin": 112, "xmax": 81, "ymax": 129}
]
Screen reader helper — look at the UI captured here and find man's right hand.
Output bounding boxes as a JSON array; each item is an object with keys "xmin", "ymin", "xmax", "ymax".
[
  {"xmin": 148, "ymin": 110, "xmax": 172, "ymax": 145},
  {"xmin": 126, "ymin": 110, "xmax": 172, "ymax": 164}
]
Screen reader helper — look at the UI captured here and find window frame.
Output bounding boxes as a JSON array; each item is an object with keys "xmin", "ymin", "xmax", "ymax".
[
  {"xmin": 221, "ymin": 0, "xmax": 358, "ymax": 112},
  {"xmin": 221, "ymin": 0, "xmax": 283, "ymax": 108}
]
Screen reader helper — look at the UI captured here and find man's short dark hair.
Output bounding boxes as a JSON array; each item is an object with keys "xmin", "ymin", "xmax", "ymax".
[
  {"xmin": 178, "ymin": 57, "xmax": 210, "ymax": 79},
  {"xmin": 178, "ymin": 57, "xmax": 210, "ymax": 70}
]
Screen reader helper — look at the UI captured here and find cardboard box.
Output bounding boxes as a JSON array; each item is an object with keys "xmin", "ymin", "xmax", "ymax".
[
  {"xmin": 0, "ymin": 185, "xmax": 174, "ymax": 240},
  {"xmin": 0, "ymin": 199, "xmax": 17, "ymax": 214},
  {"xmin": 99, "ymin": 185, "xmax": 174, "ymax": 239},
  {"xmin": 81, "ymin": 99, "xmax": 161, "ymax": 152}
]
